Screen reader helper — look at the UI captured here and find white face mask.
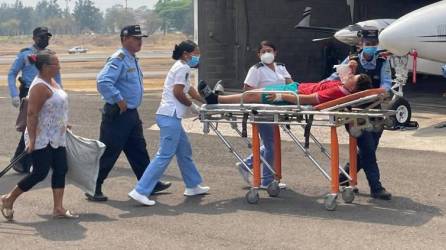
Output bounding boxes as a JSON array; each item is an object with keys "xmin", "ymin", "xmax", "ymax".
[{"xmin": 260, "ymin": 52, "xmax": 275, "ymax": 64}]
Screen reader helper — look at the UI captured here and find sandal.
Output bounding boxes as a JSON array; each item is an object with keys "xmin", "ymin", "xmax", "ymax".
[
  {"xmin": 1, "ymin": 195, "xmax": 14, "ymax": 221},
  {"xmin": 53, "ymin": 210, "xmax": 79, "ymax": 219}
]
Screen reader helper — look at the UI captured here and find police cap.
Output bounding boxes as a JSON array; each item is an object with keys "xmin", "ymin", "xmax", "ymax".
[
  {"xmin": 120, "ymin": 25, "xmax": 148, "ymax": 38},
  {"xmin": 358, "ymin": 26, "xmax": 379, "ymax": 41},
  {"xmin": 33, "ymin": 27, "xmax": 52, "ymax": 37}
]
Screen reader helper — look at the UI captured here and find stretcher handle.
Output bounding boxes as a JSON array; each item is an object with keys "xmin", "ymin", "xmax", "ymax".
[{"xmin": 240, "ymin": 90, "xmax": 300, "ymax": 107}]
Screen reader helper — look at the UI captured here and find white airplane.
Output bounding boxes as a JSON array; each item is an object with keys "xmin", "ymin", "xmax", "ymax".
[
  {"xmin": 379, "ymin": 0, "xmax": 446, "ymax": 64},
  {"xmin": 296, "ymin": 8, "xmax": 444, "ymax": 76},
  {"xmin": 295, "ymin": 3, "xmax": 445, "ymax": 128}
]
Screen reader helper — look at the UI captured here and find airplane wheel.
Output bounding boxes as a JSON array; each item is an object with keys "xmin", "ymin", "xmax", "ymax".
[{"xmin": 389, "ymin": 98, "xmax": 411, "ymax": 127}]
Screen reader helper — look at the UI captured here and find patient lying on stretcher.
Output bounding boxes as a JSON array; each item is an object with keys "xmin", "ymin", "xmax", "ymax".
[{"xmin": 199, "ymin": 73, "xmax": 372, "ymax": 106}]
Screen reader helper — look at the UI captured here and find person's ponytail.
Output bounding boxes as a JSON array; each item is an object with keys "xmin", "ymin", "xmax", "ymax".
[
  {"xmin": 171, "ymin": 40, "xmax": 197, "ymax": 60},
  {"xmin": 172, "ymin": 44, "xmax": 182, "ymax": 60}
]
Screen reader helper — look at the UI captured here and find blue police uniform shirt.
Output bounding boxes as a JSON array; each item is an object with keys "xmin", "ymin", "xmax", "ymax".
[
  {"xmin": 97, "ymin": 48, "xmax": 144, "ymax": 109},
  {"xmin": 7, "ymin": 45, "xmax": 62, "ymax": 97},
  {"xmin": 442, "ymin": 65, "xmax": 446, "ymax": 78},
  {"xmin": 326, "ymin": 52, "xmax": 392, "ymax": 90}
]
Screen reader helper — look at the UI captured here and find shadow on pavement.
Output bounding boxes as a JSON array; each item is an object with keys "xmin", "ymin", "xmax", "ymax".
[
  {"xmin": 111, "ymin": 188, "xmax": 441, "ymax": 227},
  {"xmin": 8, "ymin": 213, "xmax": 116, "ymax": 241}
]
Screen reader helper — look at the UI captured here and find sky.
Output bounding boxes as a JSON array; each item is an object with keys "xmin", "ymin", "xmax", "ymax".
[{"xmin": 0, "ymin": 0, "xmax": 158, "ymax": 12}]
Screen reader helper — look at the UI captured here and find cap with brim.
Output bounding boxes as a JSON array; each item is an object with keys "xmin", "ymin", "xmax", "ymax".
[
  {"xmin": 120, "ymin": 25, "xmax": 148, "ymax": 38},
  {"xmin": 33, "ymin": 27, "xmax": 52, "ymax": 37}
]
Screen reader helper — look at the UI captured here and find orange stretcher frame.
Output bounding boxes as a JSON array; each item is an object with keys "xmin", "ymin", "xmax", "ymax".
[{"xmin": 250, "ymin": 88, "xmax": 386, "ymax": 205}]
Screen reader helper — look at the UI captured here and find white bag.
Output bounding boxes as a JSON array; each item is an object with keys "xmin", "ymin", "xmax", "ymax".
[{"xmin": 65, "ymin": 130, "xmax": 105, "ymax": 196}]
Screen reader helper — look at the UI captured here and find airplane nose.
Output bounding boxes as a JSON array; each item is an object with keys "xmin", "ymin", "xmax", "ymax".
[
  {"xmin": 379, "ymin": 23, "xmax": 411, "ymax": 56},
  {"xmin": 334, "ymin": 29, "xmax": 358, "ymax": 46}
]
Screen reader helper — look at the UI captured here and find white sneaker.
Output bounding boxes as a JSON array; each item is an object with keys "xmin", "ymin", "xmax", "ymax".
[
  {"xmin": 184, "ymin": 185, "xmax": 210, "ymax": 196},
  {"xmin": 260, "ymin": 182, "xmax": 287, "ymax": 190},
  {"xmin": 128, "ymin": 189, "xmax": 156, "ymax": 206},
  {"xmin": 236, "ymin": 162, "xmax": 251, "ymax": 185}
]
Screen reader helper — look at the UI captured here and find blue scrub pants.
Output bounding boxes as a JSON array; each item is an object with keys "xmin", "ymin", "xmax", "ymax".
[
  {"xmin": 135, "ymin": 114, "xmax": 203, "ymax": 195},
  {"xmin": 243, "ymin": 124, "xmax": 275, "ymax": 186}
]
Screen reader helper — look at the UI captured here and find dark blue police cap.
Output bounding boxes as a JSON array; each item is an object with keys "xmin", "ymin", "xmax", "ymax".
[
  {"xmin": 358, "ymin": 26, "xmax": 379, "ymax": 40},
  {"xmin": 33, "ymin": 27, "xmax": 52, "ymax": 37},
  {"xmin": 120, "ymin": 25, "xmax": 148, "ymax": 37}
]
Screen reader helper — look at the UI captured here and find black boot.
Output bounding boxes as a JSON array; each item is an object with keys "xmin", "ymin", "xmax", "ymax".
[
  {"xmin": 371, "ymin": 188, "xmax": 392, "ymax": 200},
  {"xmin": 152, "ymin": 181, "xmax": 172, "ymax": 194},
  {"xmin": 85, "ymin": 185, "xmax": 108, "ymax": 202}
]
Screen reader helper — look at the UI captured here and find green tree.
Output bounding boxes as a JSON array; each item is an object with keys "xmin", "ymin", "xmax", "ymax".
[
  {"xmin": 73, "ymin": 0, "xmax": 104, "ymax": 33},
  {"xmin": 104, "ymin": 4, "xmax": 136, "ymax": 34},
  {"xmin": 34, "ymin": 0, "xmax": 63, "ymax": 25},
  {"xmin": 155, "ymin": 0, "xmax": 193, "ymax": 35}
]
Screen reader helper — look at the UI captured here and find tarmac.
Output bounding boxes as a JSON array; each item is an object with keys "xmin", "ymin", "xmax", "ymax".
[{"xmin": 0, "ymin": 87, "xmax": 445, "ymax": 249}]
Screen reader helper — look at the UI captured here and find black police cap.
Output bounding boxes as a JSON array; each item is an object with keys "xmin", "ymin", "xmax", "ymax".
[
  {"xmin": 120, "ymin": 25, "xmax": 148, "ymax": 37},
  {"xmin": 33, "ymin": 27, "xmax": 52, "ymax": 37},
  {"xmin": 358, "ymin": 26, "xmax": 379, "ymax": 40}
]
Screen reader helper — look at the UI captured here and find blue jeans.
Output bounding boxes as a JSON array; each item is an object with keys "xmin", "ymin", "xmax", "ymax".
[
  {"xmin": 135, "ymin": 114, "xmax": 203, "ymax": 195},
  {"xmin": 243, "ymin": 124, "xmax": 275, "ymax": 186},
  {"xmin": 356, "ymin": 130, "xmax": 384, "ymax": 193}
]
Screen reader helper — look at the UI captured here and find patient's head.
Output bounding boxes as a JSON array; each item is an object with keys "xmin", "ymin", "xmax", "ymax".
[{"xmin": 344, "ymin": 73, "xmax": 372, "ymax": 93}]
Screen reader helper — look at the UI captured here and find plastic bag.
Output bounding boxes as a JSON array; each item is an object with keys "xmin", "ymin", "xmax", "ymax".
[
  {"xmin": 65, "ymin": 130, "xmax": 105, "ymax": 196},
  {"xmin": 333, "ymin": 64, "xmax": 352, "ymax": 84}
]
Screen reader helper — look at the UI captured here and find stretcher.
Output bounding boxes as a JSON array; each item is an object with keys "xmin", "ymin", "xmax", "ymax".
[{"xmin": 198, "ymin": 88, "xmax": 395, "ymax": 210}]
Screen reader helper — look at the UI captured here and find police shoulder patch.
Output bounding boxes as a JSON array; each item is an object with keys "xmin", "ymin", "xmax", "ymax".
[
  {"xmin": 255, "ymin": 62, "xmax": 264, "ymax": 68},
  {"xmin": 111, "ymin": 50, "xmax": 125, "ymax": 60}
]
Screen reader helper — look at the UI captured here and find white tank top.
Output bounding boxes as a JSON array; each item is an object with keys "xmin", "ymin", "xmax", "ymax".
[{"xmin": 25, "ymin": 77, "xmax": 68, "ymax": 150}]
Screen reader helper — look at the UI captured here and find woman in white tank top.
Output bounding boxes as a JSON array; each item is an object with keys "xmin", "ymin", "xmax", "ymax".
[{"xmin": 1, "ymin": 51, "xmax": 77, "ymax": 221}]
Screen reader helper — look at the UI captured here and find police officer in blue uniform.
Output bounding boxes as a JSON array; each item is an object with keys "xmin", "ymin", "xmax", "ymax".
[
  {"xmin": 8, "ymin": 26, "xmax": 62, "ymax": 173},
  {"xmin": 329, "ymin": 26, "xmax": 392, "ymax": 200},
  {"xmin": 86, "ymin": 25, "xmax": 171, "ymax": 201}
]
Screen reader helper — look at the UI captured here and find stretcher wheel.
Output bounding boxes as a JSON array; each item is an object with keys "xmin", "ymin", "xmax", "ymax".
[
  {"xmin": 267, "ymin": 181, "xmax": 280, "ymax": 197},
  {"xmin": 246, "ymin": 188, "xmax": 259, "ymax": 204},
  {"xmin": 341, "ymin": 187, "xmax": 355, "ymax": 203},
  {"xmin": 324, "ymin": 193, "xmax": 337, "ymax": 211}
]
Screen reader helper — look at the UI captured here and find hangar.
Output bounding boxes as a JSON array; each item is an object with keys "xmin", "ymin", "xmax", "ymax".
[{"xmin": 196, "ymin": 0, "xmax": 439, "ymax": 89}]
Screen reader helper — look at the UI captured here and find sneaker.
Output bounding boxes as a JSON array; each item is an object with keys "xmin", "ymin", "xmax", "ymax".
[
  {"xmin": 198, "ymin": 80, "xmax": 218, "ymax": 104},
  {"xmin": 128, "ymin": 189, "xmax": 156, "ymax": 206},
  {"xmin": 371, "ymin": 188, "xmax": 392, "ymax": 200},
  {"xmin": 236, "ymin": 162, "xmax": 251, "ymax": 185},
  {"xmin": 260, "ymin": 182, "xmax": 287, "ymax": 189},
  {"xmin": 213, "ymin": 80, "xmax": 225, "ymax": 95},
  {"xmin": 184, "ymin": 185, "xmax": 210, "ymax": 196}
]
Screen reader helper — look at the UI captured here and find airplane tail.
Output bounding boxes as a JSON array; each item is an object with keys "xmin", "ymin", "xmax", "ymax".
[{"xmin": 295, "ymin": 7, "xmax": 312, "ymax": 28}]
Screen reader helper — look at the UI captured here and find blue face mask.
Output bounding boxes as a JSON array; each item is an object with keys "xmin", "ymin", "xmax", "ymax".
[
  {"xmin": 187, "ymin": 55, "xmax": 200, "ymax": 68},
  {"xmin": 362, "ymin": 46, "xmax": 377, "ymax": 57}
]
